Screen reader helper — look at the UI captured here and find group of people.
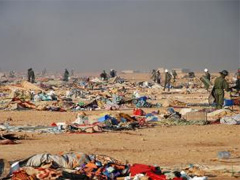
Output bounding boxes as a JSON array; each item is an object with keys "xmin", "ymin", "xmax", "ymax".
[
  {"xmin": 151, "ymin": 68, "xmax": 240, "ymax": 109},
  {"xmin": 202, "ymin": 68, "xmax": 240, "ymax": 109},
  {"xmin": 151, "ymin": 69, "xmax": 177, "ymax": 91},
  {"xmin": 214, "ymin": 69, "xmax": 240, "ymax": 108},
  {"xmin": 100, "ymin": 69, "xmax": 117, "ymax": 80},
  {"xmin": 27, "ymin": 68, "xmax": 118, "ymax": 83},
  {"xmin": 27, "ymin": 68, "xmax": 70, "ymax": 82},
  {"xmin": 26, "ymin": 67, "xmax": 239, "ymax": 110}
]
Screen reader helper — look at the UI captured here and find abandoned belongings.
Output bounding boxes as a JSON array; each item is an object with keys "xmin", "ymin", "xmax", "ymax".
[
  {"xmin": 133, "ymin": 96, "xmax": 161, "ymax": 108},
  {"xmin": 158, "ymin": 108, "xmax": 208, "ymax": 126},
  {"xmin": 220, "ymin": 114, "xmax": 240, "ymax": 125},
  {"xmin": 0, "ymin": 112, "xmax": 149, "ymax": 134},
  {"xmin": 0, "ymin": 133, "xmax": 19, "ymax": 145},
  {"xmin": 1, "ymin": 153, "xmax": 207, "ymax": 180},
  {"xmin": 4, "ymin": 153, "xmax": 128, "ymax": 180},
  {"xmin": 69, "ymin": 113, "xmax": 144, "ymax": 132}
]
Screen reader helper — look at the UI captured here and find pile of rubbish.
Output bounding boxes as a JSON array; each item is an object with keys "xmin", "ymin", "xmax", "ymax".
[
  {"xmin": 2, "ymin": 107, "xmax": 240, "ymax": 136},
  {"xmin": 0, "ymin": 111, "xmax": 155, "ymax": 134},
  {"xmin": 0, "ymin": 152, "xmax": 208, "ymax": 180},
  {"xmin": 0, "ymin": 80, "xmax": 163, "ymax": 111}
]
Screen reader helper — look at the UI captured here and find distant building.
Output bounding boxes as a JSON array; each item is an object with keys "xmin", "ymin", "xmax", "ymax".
[
  {"xmin": 121, "ymin": 70, "xmax": 139, "ymax": 74},
  {"xmin": 172, "ymin": 68, "xmax": 191, "ymax": 73}
]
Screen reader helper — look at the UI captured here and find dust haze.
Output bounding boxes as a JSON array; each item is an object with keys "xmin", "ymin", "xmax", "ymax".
[{"xmin": 0, "ymin": 0, "xmax": 239, "ymax": 72}]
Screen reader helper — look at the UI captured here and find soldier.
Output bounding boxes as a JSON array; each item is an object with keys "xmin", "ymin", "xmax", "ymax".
[
  {"xmin": 151, "ymin": 69, "xmax": 157, "ymax": 82},
  {"xmin": 110, "ymin": 69, "xmax": 117, "ymax": 78},
  {"xmin": 201, "ymin": 68, "xmax": 211, "ymax": 90},
  {"xmin": 163, "ymin": 69, "xmax": 172, "ymax": 91},
  {"xmin": 100, "ymin": 70, "xmax": 107, "ymax": 80},
  {"xmin": 204, "ymin": 68, "xmax": 211, "ymax": 81},
  {"xmin": 63, "ymin": 69, "xmax": 69, "ymax": 82},
  {"xmin": 27, "ymin": 68, "xmax": 35, "ymax": 83},
  {"xmin": 27, "ymin": 68, "xmax": 32, "ymax": 82},
  {"xmin": 172, "ymin": 70, "xmax": 177, "ymax": 82},
  {"xmin": 156, "ymin": 70, "xmax": 161, "ymax": 84},
  {"xmin": 213, "ymin": 70, "xmax": 231, "ymax": 109}
]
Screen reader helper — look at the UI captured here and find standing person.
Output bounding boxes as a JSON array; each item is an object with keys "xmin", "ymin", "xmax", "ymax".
[
  {"xmin": 63, "ymin": 69, "xmax": 69, "ymax": 82},
  {"xmin": 110, "ymin": 69, "xmax": 117, "ymax": 78},
  {"xmin": 151, "ymin": 69, "xmax": 157, "ymax": 82},
  {"xmin": 204, "ymin": 68, "xmax": 211, "ymax": 81},
  {"xmin": 201, "ymin": 68, "xmax": 211, "ymax": 90},
  {"xmin": 156, "ymin": 70, "xmax": 161, "ymax": 84},
  {"xmin": 100, "ymin": 70, "xmax": 107, "ymax": 80},
  {"xmin": 27, "ymin": 68, "xmax": 35, "ymax": 83},
  {"xmin": 163, "ymin": 69, "xmax": 172, "ymax": 91},
  {"xmin": 232, "ymin": 68, "xmax": 240, "ymax": 93},
  {"xmin": 27, "ymin": 68, "xmax": 32, "ymax": 82},
  {"xmin": 172, "ymin": 70, "xmax": 177, "ymax": 82},
  {"xmin": 213, "ymin": 70, "xmax": 231, "ymax": 109}
]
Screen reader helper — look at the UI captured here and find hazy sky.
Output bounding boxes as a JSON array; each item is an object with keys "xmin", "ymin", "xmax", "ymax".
[{"xmin": 0, "ymin": 0, "xmax": 239, "ymax": 72}]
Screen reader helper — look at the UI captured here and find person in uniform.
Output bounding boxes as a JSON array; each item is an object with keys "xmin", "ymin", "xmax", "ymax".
[
  {"xmin": 27, "ymin": 68, "xmax": 35, "ymax": 83},
  {"xmin": 172, "ymin": 70, "xmax": 177, "ymax": 82},
  {"xmin": 213, "ymin": 70, "xmax": 230, "ymax": 109},
  {"xmin": 110, "ymin": 69, "xmax": 117, "ymax": 78},
  {"xmin": 151, "ymin": 69, "xmax": 157, "ymax": 83},
  {"xmin": 204, "ymin": 68, "xmax": 211, "ymax": 81},
  {"xmin": 100, "ymin": 70, "xmax": 108, "ymax": 80},
  {"xmin": 201, "ymin": 68, "xmax": 211, "ymax": 90},
  {"xmin": 63, "ymin": 69, "xmax": 69, "ymax": 82},
  {"xmin": 156, "ymin": 70, "xmax": 161, "ymax": 84},
  {"xmin": 163, "ymin": 69, "xmax": 172, "ymax": 91}
]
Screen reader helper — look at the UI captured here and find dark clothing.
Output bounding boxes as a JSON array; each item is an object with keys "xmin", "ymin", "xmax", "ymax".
[
  {"xmin": 213, "ymin": 76, "xmax": 230, "ymax": 109},
  {"xmin": 164, "ymin": 72, "xmax": 172, "ymax": 91},
  {"xmin": 172, "ymin": 71, "xmax": 177, "ymax": 82},
  {"xmin": 233, "ymin": 79, "xmax": 240, "ymax": 91},
  {"xmin": 100, "ymin": 71, "xmax": 107, "ymax": 80},
  {"xmin": 27, "ymin": 69, "xmax": 35, "ymax": 83},
  {"xmin": 63, "ymin": 69, "xmax": 69, "ymax": 82},
  {"xmin": 156, "ymin": 71, "xmax": 161, "ymax": 84},
  {"xmin": 110, "ymin": 70, "xmax": 116, "ymax": 78},
  {"xmin": 188, "ymin": 72, "xmax": 195, "ymax": 78}
]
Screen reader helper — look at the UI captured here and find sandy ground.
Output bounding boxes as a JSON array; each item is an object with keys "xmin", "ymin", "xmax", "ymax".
[
  {"xmin": 1, "ymin": 110, "xmax": 240, "ymax": 180},
  {"xmin": 1, "ymin": 72, "xmax": 240, "ymax": 179}
]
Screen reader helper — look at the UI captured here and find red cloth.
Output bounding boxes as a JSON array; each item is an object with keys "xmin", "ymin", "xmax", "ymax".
[
  {"xmin": 146, "ymin": 172, "xmax": 166, "ymax": 180},
  {"xmin": 130, "ymin": 164, "xmax": 166, "ymax": 180},
  {"xmin": 233, "ymin": 99, "xmax": 240, "ymax": 105},
  {"xmin": 51, "ymin": 123, "xmax": 57, "ymax": 127},
  {"xmin": 130, "ymin": 164, "xmax": 155, "ymax": 176},
  {"xmin": 133, "ymin": 109, "xmax": 144, "ymax": 116}
]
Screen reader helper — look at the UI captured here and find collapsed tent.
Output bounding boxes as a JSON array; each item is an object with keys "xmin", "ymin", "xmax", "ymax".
[{"xmin": 0, "ymin": 152, "xmax": 208, "ymax": 180}]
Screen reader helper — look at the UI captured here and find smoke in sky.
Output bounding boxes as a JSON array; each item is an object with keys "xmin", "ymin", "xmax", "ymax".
[{"xmin": 0, "ymin": 0, "xmax": 239, "ymax": 72}]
